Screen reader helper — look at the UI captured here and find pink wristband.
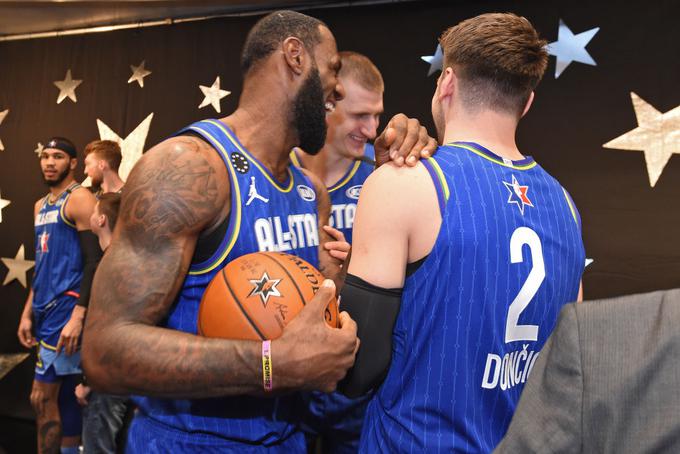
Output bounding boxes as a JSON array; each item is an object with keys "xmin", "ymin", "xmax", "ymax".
[{"xmin": 262, "ymin": 340, "xmax": 272, "ymax": 392}]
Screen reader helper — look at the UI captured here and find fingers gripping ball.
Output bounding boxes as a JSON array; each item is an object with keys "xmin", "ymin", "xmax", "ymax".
[{"xmin": 199, "ymin": 252, "xmax": 339, "ymax": 340}]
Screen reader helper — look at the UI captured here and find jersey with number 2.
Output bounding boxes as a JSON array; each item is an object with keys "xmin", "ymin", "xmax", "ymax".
[{"xmin": 360, "ymin": 142, "xmax": 585, "ymax": 453}]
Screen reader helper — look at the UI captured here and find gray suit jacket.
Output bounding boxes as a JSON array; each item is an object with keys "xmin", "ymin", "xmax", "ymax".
[{"xmin": 494, "ymin": 288, "xmax": 680, "ymax": 454}]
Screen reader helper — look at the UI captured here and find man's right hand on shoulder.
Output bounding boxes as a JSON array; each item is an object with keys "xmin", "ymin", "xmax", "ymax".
[{"xmin": 274, "ymin": 279, "xmax": 359, "ymax": 393}]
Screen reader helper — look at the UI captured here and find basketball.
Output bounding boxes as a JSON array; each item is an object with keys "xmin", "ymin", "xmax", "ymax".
[{"xmin": 198, "ymin": 251, "xmax": 339, "ymax": 340}]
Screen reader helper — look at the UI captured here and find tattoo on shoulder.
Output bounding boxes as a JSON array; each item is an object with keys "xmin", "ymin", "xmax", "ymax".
[{"xmin": 121, "ymin": 137, "xmax": 221, "ymax": 243}]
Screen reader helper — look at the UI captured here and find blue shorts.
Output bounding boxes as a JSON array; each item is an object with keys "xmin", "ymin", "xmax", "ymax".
[
  {"xmin": 35, "ymin": 342, "xmax": 81, "ymax": 383},
  {"xmin": 126, "ymin": 414, "xmax": 307, "ymax": 453}
]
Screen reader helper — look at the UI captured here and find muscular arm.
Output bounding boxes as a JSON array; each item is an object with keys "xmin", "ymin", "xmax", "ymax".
[{"xmin": 81, "ymin": 136, "xmax": 266, "ymax": 397}]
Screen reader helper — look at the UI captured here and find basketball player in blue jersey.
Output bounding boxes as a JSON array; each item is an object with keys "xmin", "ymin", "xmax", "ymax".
[
  {"xmin": 337, "ymin": 13, "xmax": 585, "ymax": 453},
  {"xmin": 291, "ymin": 51, "xmax": 382, "ymax": 245},
  {"xmin": 291, "ymin": 51, "xmax": 384, "ymax": 453},
  {"xmin": 82, "ymin": 10, "xmax": 436, "ymax": 452},
  {"xmin": 17, "ymin": 137, "xmax": 101, "ymax": 454}
]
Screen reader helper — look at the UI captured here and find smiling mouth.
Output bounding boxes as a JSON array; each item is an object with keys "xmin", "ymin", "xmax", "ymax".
[
  {"xmin": 325, "ymin": 101, "xmax": 336, "ymax": 114},
  {"xmin": 349, "ymin": 134, "xmax": 366, "ymax": 143}
]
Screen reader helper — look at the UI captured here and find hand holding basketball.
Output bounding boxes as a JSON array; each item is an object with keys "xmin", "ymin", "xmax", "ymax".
[{"xmin": 274, "ymin": 279, "xmax": 359, "ymax": 392}]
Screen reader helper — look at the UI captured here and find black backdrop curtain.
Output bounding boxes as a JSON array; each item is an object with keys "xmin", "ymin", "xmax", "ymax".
[{"xmin": 0, "ymin": 0, "xmax": 678, "ymax": 431}]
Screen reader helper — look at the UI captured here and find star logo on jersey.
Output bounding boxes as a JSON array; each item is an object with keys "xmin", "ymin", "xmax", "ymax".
[
  {"xmin": 503, "ymin": 175, "xmax": 534, "ymax": 215},
  {"xmin": 38, "ymin": 231, "xmax": 49, "ymax": 253},
  {"xmin": 248, "ymin": 272, "xmax": 282, "ymax": 307}
]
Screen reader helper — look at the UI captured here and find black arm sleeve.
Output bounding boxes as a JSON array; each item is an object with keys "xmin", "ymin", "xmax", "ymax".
[
  {"xmin": 76, "ymin": 230, "xmax": 103, "ymax": 308},
  {"xmin": 337, "ymin": 274, "xmax": 402, "ymax": 398}
]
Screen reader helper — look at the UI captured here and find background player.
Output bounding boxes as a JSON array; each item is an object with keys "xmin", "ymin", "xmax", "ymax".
[
  {"xmin": 338, "ymin": 13, "xmax": 585, "ymax": 453},
  {"xmin": 291, "ymin": 51, "xmax": 383, "ymax": 244},
  {"xmin": 17, "ymin": 137, "xmax": 101, "ymax": 454},
  {"xmin": 83, "ymin": 139, "xmax": 124, "ymax": 196},
  {"xmin": 82, "ymin": 11, "xmax": 436, "ymax": 452}
]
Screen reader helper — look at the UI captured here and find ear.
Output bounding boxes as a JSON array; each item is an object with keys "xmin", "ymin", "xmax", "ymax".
[
  {"xmin": 98, "ymin": 214, "xmax": 107, "ymax": 228},
  {"xmin": 281, "ymin": 36, "xmax": 306, "ymax": 76},
  {"xmin": 437, "ymin": 67, "xmax": 456, "ymax": 101},
  {"xmin": 70, "ymin": 158, "xmax": 77, "ymax": 170},
  {"xmin": 521, "ymin": 91, "xmax": 535, "ymax": 118}
]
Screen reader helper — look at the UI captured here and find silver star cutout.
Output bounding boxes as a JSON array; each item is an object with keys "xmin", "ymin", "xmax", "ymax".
[
  {"xmin": 546, "ymin": 19, "xmax": 599, "ymax": 78},
  {"xmin": 34, "ymin": 142, "xmax": 44, "ymax": 157},
  {"xmin": 93, "ymin": 113, "xmax": 154, "ymax": 182},
  {"xmin": 0, "ymin": 189, "xmax": 10, "ymax": 223},
  {"xmin": 0, "ymin": 109, "xmax": 8, "ymax": 151},
  {"xmin": 603, "ymin": 93, "xmax": 680, "ymax": 187},
  {"xmin": 1, "ymin": 244, "xmax": 35, "ymax": 287},
  {"xmin": 53, "ymin": 69, "xmax": 83, "ymax": 104},
  {"xmin": 128, "ymin": 60, "xmax": 152, "ymax": 88},
  {"xmin": 0, "ymin": 353, "xmax": 29, "ymax": 381},
  {"xmin": 199, "ymin": 76, "xmax": 230, "ymax": 113},
  {"xmin": 421, "ymin": 44, "xmax": 443, "ymax": 76},
  {"xmin": 585, "ymin": 258, "xmax": 594, "ymax": 267}
]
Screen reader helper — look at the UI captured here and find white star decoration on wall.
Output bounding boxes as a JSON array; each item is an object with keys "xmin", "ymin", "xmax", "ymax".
[
  {"xmin": 128, "ymin": 61, "xmax": 152, "ymax": 87},
  {"xmin": 0, "ymin": 109, "xmax": 8, "ymax": 151},
  {"xmin": 53, "ymin": 69, "xmax": 83, "ymax": 104},
  {"xmin": 1, "ymin": 245, "xmax": 34, "ymax": 287},
  {"xmin": 421, "ymin": 44, "xmax": 443, "ymax": 76},
  {"xmin": 199, "ymin": 76, "xmax": 230, "ymax": 113},
  {"xmin": 603, "ymin": 93, "xmax": 680, "ymax": 187},
  {"xmin": 0, "ymin": 190, "xmax": 10, "ymax": 223},
  {"xmin": 546, "ymin": 19, "xmax": 599, "ymax": 78},
  {"xmin": 96, "ymin": 113, "xmax": 154, "ymax": 181}
]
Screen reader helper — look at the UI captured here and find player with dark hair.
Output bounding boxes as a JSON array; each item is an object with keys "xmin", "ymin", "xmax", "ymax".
[
  {"xmin": 83, "ymin": 140, "xmax": 124, "ymax": 196},
  {"xmin": 17, "ymin": 137, "xmax": 101, "ymax": 454},
  {"xmin": 82, "ymin": 10, "xmax": 436, "ymax": 452},
  {"xmin": 338, "ymin": 13, "xmax": 585, "ymax": 452}
]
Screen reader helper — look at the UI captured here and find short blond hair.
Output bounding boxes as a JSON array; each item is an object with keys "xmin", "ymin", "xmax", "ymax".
[
  {"xmin": 84, "ymin": 140, "xmax": 122, "ymax": 171},
  {"xmin": 439, "ymin": 13, "xmax": 548, "ymax": 115},
  {"xmin": 339, "ymin": 51, "xmax": 384, "ymax": 93}
]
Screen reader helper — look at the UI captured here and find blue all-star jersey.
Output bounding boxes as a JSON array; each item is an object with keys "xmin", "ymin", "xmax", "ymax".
[
  {"xmin": 130, "ymin": 119, "xmax": 320, "ymax": 449},
  {"xmin": 360, "ymin": 142, "xmax": 585, "ymax": 453},
  {"xmin": 32, "ymin": 183, "xmax": 83, "ymax": 346},
  {"xmin": 291, "ymin": 144, "xmax": 374, "ymax": 244}
]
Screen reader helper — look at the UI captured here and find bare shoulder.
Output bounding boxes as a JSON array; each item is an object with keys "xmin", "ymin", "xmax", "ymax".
[
  {"xmin": 119, "ymin": 135, "xmax": 229, "ymax": 244},
  {"xmin": 69, "ymin": 185, "xmax": 97, "ymax": 204},
  {"xmin": 362, "ymin": 160, "xmax": 432, "ymax": 202},
  {"xmin": 33, "ymin": 198, "xmax": 43, "ymax": 216}
]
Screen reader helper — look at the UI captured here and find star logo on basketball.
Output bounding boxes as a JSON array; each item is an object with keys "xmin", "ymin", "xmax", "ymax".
[
  {"xmin": 248, "ymin": 272, "xmax": 282, "ymax": 307},
  {"xmin": 503, "ymin": 175, "xmax": 534, "ymax": 215}
]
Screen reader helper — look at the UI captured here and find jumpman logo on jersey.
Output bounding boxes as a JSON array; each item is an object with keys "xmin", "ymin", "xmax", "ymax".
[
  {"xmin": 503, "ymin": 175, "xmax": 534, "ymax": 215},
  {"xmin": 248, "ymin": 272, "xmax": 282, "ymax": 307},
  {"xmin": 39, "ymin": 231, "xmax": 49, "ymax": 253},
  {"xmin": 246, "ymin": 176, "xmax": 269, "ymax": 206}
]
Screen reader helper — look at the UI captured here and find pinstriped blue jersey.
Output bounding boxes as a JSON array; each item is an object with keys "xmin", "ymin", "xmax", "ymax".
[
  {"xmin": 32, "ymin": 183, "xmax": 83, "ymax": 346},
  {"xmin": 131, "ymin": 119, "xmax": 319, "ymax": 447},
  {"xmin": 291, "ymin": 144, "xmax": 375, "ymax": 244},
  {"xmin": 360, "ymin": 142, "xmax": 585, "ymax": 453}
]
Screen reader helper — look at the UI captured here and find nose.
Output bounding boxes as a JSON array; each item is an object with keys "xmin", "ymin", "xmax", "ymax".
[{"xmin": 360, "ymin": 116, "xmax": 379, "ymax": 140}]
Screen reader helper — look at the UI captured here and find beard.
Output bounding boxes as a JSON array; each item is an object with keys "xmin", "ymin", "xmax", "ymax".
[
  {"xmin": 43, "ymin": 166, "xmax": 70, "ymax": 187},
  {"xmin": 292, "ymin": 66, "xmax": 327, "ymax": 155}
]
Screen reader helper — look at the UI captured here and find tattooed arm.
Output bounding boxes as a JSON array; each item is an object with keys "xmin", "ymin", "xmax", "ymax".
[{"xmin": 82, "ymin": 136, "xmax": 358, "ymax": 397}]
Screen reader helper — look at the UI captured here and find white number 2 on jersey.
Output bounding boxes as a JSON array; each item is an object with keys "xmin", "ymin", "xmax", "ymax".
[{"xmin": 505, "ymin": 227, "xmax": 545, "ymax": 343}]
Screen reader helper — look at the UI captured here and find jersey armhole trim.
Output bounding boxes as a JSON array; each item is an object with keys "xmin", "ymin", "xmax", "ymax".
[
  {"xmin": 422, "ymin": 158, "xmax": 449, "ymax": 216},
  {"xmin": 185, "ymin": 124, "xmax": 242, "ymax": 275}
]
